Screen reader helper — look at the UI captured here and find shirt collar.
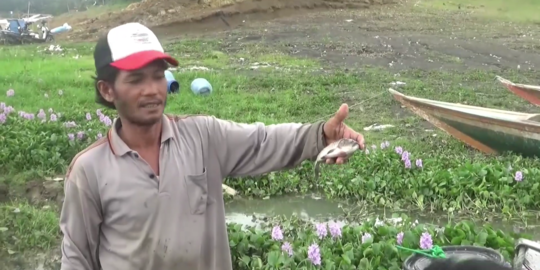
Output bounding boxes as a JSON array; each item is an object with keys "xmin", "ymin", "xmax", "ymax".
[{"xmin": 107, "ymin": 114, "xmax": 174, "ymax": 156}]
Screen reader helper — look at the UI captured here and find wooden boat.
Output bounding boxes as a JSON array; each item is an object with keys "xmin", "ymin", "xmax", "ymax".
[
  {"xmin": 389, "ymin": 88, "xmax": 540, "ymax": 158},
  {"xmin": 497, "ymin": 76, "xmax": 540, "ymax": 106}
]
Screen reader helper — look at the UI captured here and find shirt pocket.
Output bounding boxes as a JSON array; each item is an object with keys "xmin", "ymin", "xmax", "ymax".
[{"xmin": 184, "ymin": 168, "xmax": 208, "ymax": 215}]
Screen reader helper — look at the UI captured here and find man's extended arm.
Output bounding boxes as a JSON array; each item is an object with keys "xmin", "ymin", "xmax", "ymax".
[
  {"xmin": 209, "ymin": 117, "xmax": 326, "ymax": 177},
  {"xmin": 60, "ymin": 161, "xmax": 102, "ymax": 270}
]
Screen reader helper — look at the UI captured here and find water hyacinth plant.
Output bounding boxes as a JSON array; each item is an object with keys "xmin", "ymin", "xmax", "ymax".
[
  {"xmin": 1, "ymin": 85, "xmax": 540, "ymax": 216},
  {"xmin": 228, "ymin": 215, "xmax": 520, "ymax": 269},
  {"xmin": 225, "ymin": 138, "xmax": 539, "ymax": 214},
  {"xmin": 0, "ymin": 101, "xmax": 114, "ymax": 174}
]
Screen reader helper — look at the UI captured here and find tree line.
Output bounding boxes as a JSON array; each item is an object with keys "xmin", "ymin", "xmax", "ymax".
[{"xmin": 0, "ymin": 0, "xmax": 138, "ymax": 16}]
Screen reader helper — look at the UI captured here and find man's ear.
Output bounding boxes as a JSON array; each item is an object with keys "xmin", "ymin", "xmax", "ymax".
[{"xmin": 97, "ymin": 80, "xmax": 115, "ymax": 103}]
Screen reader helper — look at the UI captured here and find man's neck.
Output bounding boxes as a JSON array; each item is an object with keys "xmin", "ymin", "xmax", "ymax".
[{"xmin": 117, "ymin": 118, "xmax": 162, "ymax": 150}]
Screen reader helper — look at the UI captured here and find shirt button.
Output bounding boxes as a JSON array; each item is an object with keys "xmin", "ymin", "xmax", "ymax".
[
  {"xmin": 133, "ymin": 153, "xmax": 139, "ymax": 158},
  {"xmin": 149, "ymin": 174, "xmax": 155, "ymax": 179}
]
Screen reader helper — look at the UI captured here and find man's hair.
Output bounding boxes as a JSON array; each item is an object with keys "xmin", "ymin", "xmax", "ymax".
[
  {"xmin": 93, "ymin": 65, "xmax": 119, "ymax": 109},
  {"xmin": 424, "ymin": 258, "xmax": 512, "ymax": 270},
  {"xmin": 92, "ymin": 60, "xmax": 169, "ymax": 110}
]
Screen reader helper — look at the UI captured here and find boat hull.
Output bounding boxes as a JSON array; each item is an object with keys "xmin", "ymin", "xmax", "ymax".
[
  {"xmin": 497, "ymin": 76, "xmax": 540, "ymax": 106},
  {"xmin": 389, "ymin": 88, "xmax": 540, "ymax": 157}
]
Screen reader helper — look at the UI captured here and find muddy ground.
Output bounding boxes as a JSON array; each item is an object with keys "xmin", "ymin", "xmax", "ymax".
[
  {"xmin": 4, "ymin": 1, "xmax": 540, "ymax": 268},
  {"xmin": 151, "ymin": 3, "xmax": 540, "ymax": 71}
]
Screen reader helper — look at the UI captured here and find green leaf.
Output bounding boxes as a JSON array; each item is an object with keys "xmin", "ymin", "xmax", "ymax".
[
  {"xmin": 358, "ymin": 257, "xmax": 370, "ymax": 269},
  {"xmin": 377, "ymin": 226, "xmax": 390, "ymax": 237},
  {"xmin": 372, "ymin": 243, "xmax": 382, "ymax": 256},
  {"xmin": 363, "ymin": 248, "xmax": 374, "ymax": 257},
  {"xmin": 341, "ymin": 253, "xmax": 352, "ymax": 265},
  {"xmin": 474, "ymin": 232, "xmax": 488, "ymax": 246},
  {"xmin": 267, "ymin": 251, "xmax": 280, "ymax": 266}
]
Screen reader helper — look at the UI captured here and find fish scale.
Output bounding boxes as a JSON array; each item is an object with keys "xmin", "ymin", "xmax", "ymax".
[{"xmin": 314, "ymin": 138, "xmax": 360, "ymax": 180}]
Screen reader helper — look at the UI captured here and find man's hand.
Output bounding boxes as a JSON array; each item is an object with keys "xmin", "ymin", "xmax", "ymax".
[{"xmin": 323, "ymin": 103, "xmax": 365, "ymax": 164}]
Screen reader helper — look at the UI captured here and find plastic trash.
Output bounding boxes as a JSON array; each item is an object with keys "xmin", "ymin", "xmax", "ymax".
[
  {"xmin": 51, "ymin": 23, "xmax": 72, "ymax": 35},
  {"xmin": 164, "ymin": 70, "xmax": 179, "ymax": 94},
  {"xmin": 190, "ymin": 78, "xmax": 212, "ymax": 96}
]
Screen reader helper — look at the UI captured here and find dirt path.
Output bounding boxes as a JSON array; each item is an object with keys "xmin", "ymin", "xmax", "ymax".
[
  {"xmin": 56, "ymin": 0, "xmax": 540, "ymax": 73},
  {"xmin": 153, "ymin": 5, "xmax": 540, "ymax": 72}
]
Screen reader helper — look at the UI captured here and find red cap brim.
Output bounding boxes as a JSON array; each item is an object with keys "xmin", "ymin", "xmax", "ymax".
[{"xmin": 110, "ymin": 50, "xmax": 179, "ymax": 70}]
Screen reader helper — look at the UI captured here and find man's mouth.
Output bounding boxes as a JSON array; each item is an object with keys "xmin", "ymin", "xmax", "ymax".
[{"xmin": 141, "ymin": 102, "xmax": 161, "ymax": 108}]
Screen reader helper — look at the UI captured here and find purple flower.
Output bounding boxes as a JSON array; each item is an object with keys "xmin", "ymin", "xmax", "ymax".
[
  {"xmin": 515, "ymin": 171, "xmax": 523, "ymax": 182},
  {"xmin": 96, "ymin": 109, "xmax": 103, "ymax": 116},
  {"xmin": 420, "ymin": 232, "xmax": 433, "ymax": 250},
  {"xmin": 0, "ymin": 102, "xmax": 5, "ymax": 109},
  {"xmin": 86, "ymin": 113, "xmax": 92, "ymax": 121},
  {"xmin": 0, "ymin": 113, "xmax": 6, "ymax": 124},
  {"xmin": 50, "ymin": 114, "xmax": 58, "ymax": 121},
  {"xmin": 67, "ymin": 133, "xmax": 75, "ymax": 141},
  {"xmin": 281, "ymin": 242, "xmax": 293, "ymax": 256},
  {"xmin": 64, "ymin": 121, "xmax": 77, "ymax": 128},
  {"xmin": 361, "ymin": 232, "xmax": 372, "ymax": 243},
  {"xmin": 271, "ymin": 225, "xmax": 283, "ymax": 241},
  {"xmin": 315, "ymin": 223, "xmax": 328, "ymax": 239},
  {"xmin": 384, "ymin": 141, "xmax": 390, "ymax": 148},
  {"xmin": 415, "ymin": 159, "xmax": 423, "ymax": 168},
  {"xmin": 395, "ymin": 146, "xmax": 403, "ymax": 154},
  {"xmin": 4, "ymin": 106, "xmax": 14, "ymax": 114},
  {"xmin": 23, "ymin": 113, "xmax": 35, "ymax": 120},
  {"xmin": 380, "ymin": 142, "xmax": 386, "ymax": 149},
  {"xmin": 37, "ymin": 109, "xmax": 46, "ymax": 120},
  {"xmin": 396, "ymin": 232, "xmax": 404, "ymax": 245},
  {"xmin": 101, "ymin": 115, "xmax": 112, "ymax": 126},
  {"xmin": 76, "ymin": 131, "xmax": 85, "ymax": 140},
  {"xmin": 6, "ymin": 89, "xmax": 14, "ymax": 97},
  {"xmin": 401, "ymin": 151, "xmax": 409, "ymax": 161},
  {"xmin": 328, "ymin": 222, "xmax": 342, "ymax": 238},
  {"xmin": 404, "ymin": 159, "xmax": 411, "ymax": 169},
  {"xmin": 307, "ymin": 243, "xmax": 321, "ymax": 265}
]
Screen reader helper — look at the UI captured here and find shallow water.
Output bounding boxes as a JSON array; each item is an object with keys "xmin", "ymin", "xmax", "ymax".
[{"xmin": 224, "ymin": 195, "xmax": 540, "ymax": 237}]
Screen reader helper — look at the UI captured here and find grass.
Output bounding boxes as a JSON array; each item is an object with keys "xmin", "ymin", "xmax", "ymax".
[
  {"xmin": 2, "ymin": 40, "xmax": 538, "ymax": 153},
  {"xmin": 417, "ymin": 0, "xmax": 540, "ymax": 23},
  {"xmin": 1, "ymin": 0, "xmax": 540, "ymax": 266}
]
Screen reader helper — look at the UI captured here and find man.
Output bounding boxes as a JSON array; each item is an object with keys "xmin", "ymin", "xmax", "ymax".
[{"xmin": 60, "ymin": 22, "xmax": 365, "ymax": 270}]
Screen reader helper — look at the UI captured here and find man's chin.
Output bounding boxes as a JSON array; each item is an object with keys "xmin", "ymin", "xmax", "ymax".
[{"xmin": 129, "ymin": 114, "xmax": 163, "ymax": 127}]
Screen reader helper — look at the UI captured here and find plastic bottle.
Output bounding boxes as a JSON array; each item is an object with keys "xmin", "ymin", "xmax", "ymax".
[
  {"xmin": 164, "ymin": 70, "xmax": 179, "ymax": 94},
  {"xmin": 190, "ymin": 78, "xmax": 213, "ymax": 96},
  {"xmin": 50, "ymin": 23, "xmax": 72, "ymax": 35}
]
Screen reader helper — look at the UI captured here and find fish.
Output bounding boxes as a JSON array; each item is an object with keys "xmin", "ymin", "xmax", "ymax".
[{"xmin": 314, "ymin": 138, "xmax": 360, "ymax": 180}]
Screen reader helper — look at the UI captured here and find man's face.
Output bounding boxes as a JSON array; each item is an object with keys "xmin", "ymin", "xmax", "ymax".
[{"xmin": 98, "ymin": 60, "xmax": 168, "ymax": 126}]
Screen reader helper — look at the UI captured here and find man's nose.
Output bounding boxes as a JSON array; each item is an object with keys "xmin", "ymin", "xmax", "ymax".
[{"xmin": 141, "ymin": 79, "xmax": 162, "ymax": 96}]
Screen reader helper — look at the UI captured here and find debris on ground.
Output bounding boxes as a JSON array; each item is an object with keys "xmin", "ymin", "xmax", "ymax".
[
  {"xmin": 51, "ymin": 0, "xmax": 395, "ymax": 42},
  {"xmin": 363, "ymin": 124, "xmax": 395, "ymax": 131}
]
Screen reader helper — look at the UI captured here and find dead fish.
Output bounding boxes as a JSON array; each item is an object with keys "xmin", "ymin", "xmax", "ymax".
[{"xmin": 314, "ymin": 138, "xmax": 360, "ymax": 180}]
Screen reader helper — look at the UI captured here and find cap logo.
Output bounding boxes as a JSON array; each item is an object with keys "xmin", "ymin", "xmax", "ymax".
[{"xmin": 130, "ymin": 31, "xmax": 151, "ymax": 45}]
